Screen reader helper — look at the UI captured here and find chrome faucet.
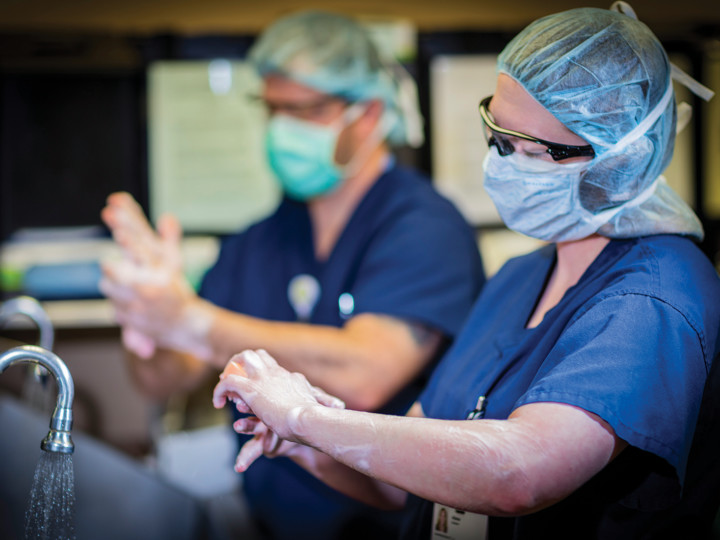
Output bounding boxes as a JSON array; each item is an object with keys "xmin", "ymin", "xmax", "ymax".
[
  {"xmin": 0, "ymin": 296, "xmax": 54, "ymax": 383},
  {"xmin": 0, "ymin": 345, "xmax": 74, "ymax": 453},
  {"xmin": 0, "ymin": 296, "xmax": 54, "ymax": 350}
]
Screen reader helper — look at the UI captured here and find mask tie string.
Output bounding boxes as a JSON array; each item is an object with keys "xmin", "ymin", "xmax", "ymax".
[{"xmin": 609, "ymin": 1, "xmax": 714, "ymax": 137}]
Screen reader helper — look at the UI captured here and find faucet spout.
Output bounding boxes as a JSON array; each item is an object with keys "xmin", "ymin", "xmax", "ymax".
[{"xmin": 0, "ymin": 345, "xmax": 74, "ymax": 453}]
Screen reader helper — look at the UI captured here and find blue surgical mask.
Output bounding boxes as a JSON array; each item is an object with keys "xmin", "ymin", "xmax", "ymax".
[
  {"xmin": 483, "ymin": 146, "xmax": 659, "ymax": 242},
  {"xmin": 266, "ymin": 104, "xmax": 365, "ymax": 201},
  {"xmin": 483, "ymin": 148, "xmax": 597, "ymax": 241}
]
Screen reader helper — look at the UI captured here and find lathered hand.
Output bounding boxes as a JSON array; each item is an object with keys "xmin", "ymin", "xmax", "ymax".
[
  {"xmin": 213, "ymin": 349, "xmax": 345, "ymax": 443},
  {"xmin": 101, "ymin": 192, "xmax": 181, "ymax": 269},
  {"xmin": 100, "ymin": 192, "xmax": 213, "ymax": 360},
  {"xmin": 230, "ymin": 416, "xmax": 305, "ymax": 472}
]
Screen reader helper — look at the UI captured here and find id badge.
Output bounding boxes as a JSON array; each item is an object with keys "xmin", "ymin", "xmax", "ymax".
[{"xmin": 431, "ymin": 503, "xmax": 488, "ymax": 540}]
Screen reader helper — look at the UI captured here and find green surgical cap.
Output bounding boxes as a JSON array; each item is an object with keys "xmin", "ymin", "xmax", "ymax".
[
  {"xmin": 498, "ymin": 4, "xmax": 703, "ymax": 239},
  {"xmin": 249, "ymin": 10, "xmax": 422, "ymax": 147}
]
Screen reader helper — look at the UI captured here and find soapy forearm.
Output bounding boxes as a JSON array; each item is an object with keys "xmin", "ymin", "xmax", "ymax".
[
  {"xmin": 101, "ymin": 193, "xmax": 439, "ymax": 410},
  {"xmin": 103, "ymin": 264, "xmax": 436, "ymax": 409},
  {"xmin": 289, "ymin": 440, "xmax": 409, "ymax": 510},
  {"xmin": 213, "ymin": 351, "xmax": 621, "ymax": 516},
  {"xmin": 288, "ymin": 402, "xmax": 621, "ymax": 516}
]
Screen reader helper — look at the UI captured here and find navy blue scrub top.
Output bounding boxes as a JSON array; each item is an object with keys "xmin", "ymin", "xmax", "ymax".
[
  {"xmin": 401, "ymin": 234, "xmax": 720, "ymax": 539},
  {"xmin": 199, "ymin": 162, "xmax": 485, "ymax": 540}
]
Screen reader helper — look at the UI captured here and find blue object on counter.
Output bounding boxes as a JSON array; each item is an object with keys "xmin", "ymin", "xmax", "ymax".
[{"xmin": 22, "ymin": 261, "xmax": 103, "ymax": 300}]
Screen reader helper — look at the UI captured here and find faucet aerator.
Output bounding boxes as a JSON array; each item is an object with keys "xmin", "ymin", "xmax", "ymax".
[{"xmin": 0, "ymin": 345, "xmax": 75, "ymax": 454}]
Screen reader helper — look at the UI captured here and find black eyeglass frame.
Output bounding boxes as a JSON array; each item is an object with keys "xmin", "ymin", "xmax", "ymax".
[
  {"xmin": 478, "ymin": 96, "xmax": 595, "ymax": 162},
  {"xmin": 247, "ymin": 93, "xmax": 349, "ymax": 117}
]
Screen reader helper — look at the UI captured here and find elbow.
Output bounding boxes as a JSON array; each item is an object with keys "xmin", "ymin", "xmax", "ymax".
[
  {"xmin": 342, "ymin": 387, "xmax": 389, "ymax": 412},
  {"xmin": 339, "ymin": 377, "xmax": 398, "ymax": 412},
  {"xmin": 473, "ymin": 467, "xmax": 556, "ymax": 517},
  {"xmin": 338, "ymin": 354, "xmax": 419, "ymax": 412},
  {"xmin": 490, "ymin": 490, "xmax": 545, "ymax": 517}
]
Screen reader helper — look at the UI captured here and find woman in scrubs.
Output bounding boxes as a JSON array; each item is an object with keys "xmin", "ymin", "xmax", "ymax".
[{"xmin": 213, "ymin": 4, "xmax": 720, "ymax": 539}]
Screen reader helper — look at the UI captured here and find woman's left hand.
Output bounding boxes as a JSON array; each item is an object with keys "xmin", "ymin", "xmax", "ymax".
[{"xmin": 230, "ymin": 415, "xmax": 306, "ymax": 471}]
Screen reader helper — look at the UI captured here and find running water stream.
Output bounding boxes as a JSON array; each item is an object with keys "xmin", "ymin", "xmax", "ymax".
[
  {"xmin": 24, "ymin": 451, "xmax": 76, "ymax": 540},
  {"xmin": 0, "ymin": 344, "xmax": 76, "ymax": 539}
]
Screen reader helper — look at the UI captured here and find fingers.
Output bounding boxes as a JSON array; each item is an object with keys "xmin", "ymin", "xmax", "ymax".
[
  {"xmin": 231, "ymin": 421, "xmax": 285, "ymax": 472},
  {"xmin": 263, "ymin": 431, "xmax": 282, "ymax": 454},
  {"xmin": 98, "ymin": 274, "xmax": 136, "ymax": 304},
  {"xmin": 122, "ymin": 327, "xmax": 156, "ymax": 359},
  {"xmin": 157, "ymin": 214, "xmax": 184, "ymax": 271},
  {"xmin": 233, "ymin": 416, "xmax": 263, "ymax": 434},
  {"xmin": 157, "ymin": 213, "xmax": 183, "ymax": 245},
  {"xmin": 222, "ymin": 349, "xmax": 267, "ymax": 379},
  {"xmin": 99, "ymin": 264, "xmax": 160, "ymax": 326},
  {"xmin": 311, "ymin": 385, "xmax": 346, "ymax": 410},
  {"xmin": 212, "ymin": 375, "xmax": 252, "ymax": 412},
  {"xmin": 256, "ymin": 349, "xmax": 279, "ymax": 368},
  {"xmin": 101, "ymin": 192, "xmax": 134, "ymax": 230},
  {"xmin": 220, "ymin": 350, "xmax": 342, "ymax": 410},
  {"xmin": 104, "ymin": 192, "xmax": 153, "ymax": 237},
  {"xmin": 234, "ymin": 429, "xmax": 291, "ymax": 473},
  {"xmin": 103, "ymin": 192, "xmax": 171, "ymax": 266},
  {"xmin": 223, "ymin": 359, "xmax": 247, "ymax": 378},
  {"xmin": 101, "ymin": 259, "xmax": 171, "ymax": 293},
  {"xmin": 240, "ymin": 349, "xmax": 267, "ymax": 374},
  {"xmin": 234, "ymin": 437, "xmax": 265, "ymax": 472}
]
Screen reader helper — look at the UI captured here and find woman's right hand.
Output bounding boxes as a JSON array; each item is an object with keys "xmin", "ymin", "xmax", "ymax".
[{"xmin": 213, "ymin": 349, "xmax": 345, "ymax": 444}]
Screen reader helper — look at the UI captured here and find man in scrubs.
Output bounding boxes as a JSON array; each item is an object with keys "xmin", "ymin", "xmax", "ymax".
[{"xmin": 100, "ymin": 11, "xmax": 485, "ymax": 540}]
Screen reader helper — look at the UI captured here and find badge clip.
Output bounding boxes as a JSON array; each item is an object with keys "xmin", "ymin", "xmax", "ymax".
[{"xmin": 467, "ymin": 396, "xmax": 487, "ymax": 420}]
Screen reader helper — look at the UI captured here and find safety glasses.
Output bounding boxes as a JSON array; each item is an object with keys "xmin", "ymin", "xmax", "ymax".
[
  {"xmin": 248, "ymin": 93, "xmax": 347, "ymax": 120},
  {"xmin": 478, "ymin": 96, "xmax": 595, "ymax": 162}
]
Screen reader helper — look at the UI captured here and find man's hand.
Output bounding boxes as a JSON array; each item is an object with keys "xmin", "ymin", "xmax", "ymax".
[{"xmin": 100, "ymin": 192, "xmax": 213, "ymax": 360}]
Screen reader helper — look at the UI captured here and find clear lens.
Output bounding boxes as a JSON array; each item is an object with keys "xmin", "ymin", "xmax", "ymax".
[
  {"xmin": 479, "ymin": 95, "xmax": 594, "ymax": 162},
  {"xmin": 489, "ymin": 133, "xmax": 514, "ymax": 156}
]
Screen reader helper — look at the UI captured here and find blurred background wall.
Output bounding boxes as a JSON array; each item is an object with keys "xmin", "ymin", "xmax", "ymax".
[{"xmin": 1, "ymin": 0, "xmax": 719, "ymax": 456}]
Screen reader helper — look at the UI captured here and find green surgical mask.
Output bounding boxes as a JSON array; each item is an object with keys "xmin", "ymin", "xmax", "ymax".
[{"xmin": 265, "ymin": 104, "xmax": 366, "ymax": 201}]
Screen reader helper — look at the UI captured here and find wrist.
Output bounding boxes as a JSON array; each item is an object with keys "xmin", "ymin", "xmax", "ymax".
[{"xmin": 287, "ymin": 402, "xmax": 334, "ymax": 446}]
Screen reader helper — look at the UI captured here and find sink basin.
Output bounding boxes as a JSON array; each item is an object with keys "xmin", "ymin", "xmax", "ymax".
[{"xmin": 0, "ymin": 394, "xmax": 209, "ymax": 540}]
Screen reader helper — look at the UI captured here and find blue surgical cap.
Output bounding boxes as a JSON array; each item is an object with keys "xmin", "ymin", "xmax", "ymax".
[
  {"xmin": 498, "ymin": 5, "xmax": 703, "ymax": 239},
  {"xmin": 248, "ymin": 11, "xmax": 422, "ymax": 147}
]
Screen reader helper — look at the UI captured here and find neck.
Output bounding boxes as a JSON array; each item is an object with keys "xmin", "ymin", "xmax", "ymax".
[
  {"xmin": 526, "ymin": 235, "xmax": 610, "ymax": 328},
  {"xmin": 554, "ymin": 235, "xmax": 610, "ymax": 286},
  {"xmin": 308, "ymin": 144, "xmax": 390, "ymax": 261}
]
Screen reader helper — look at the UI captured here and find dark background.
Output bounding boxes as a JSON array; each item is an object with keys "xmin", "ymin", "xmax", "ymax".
[{"xmin": 0, "ymin": 1, "xmax": 718, "ymax": 260}]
